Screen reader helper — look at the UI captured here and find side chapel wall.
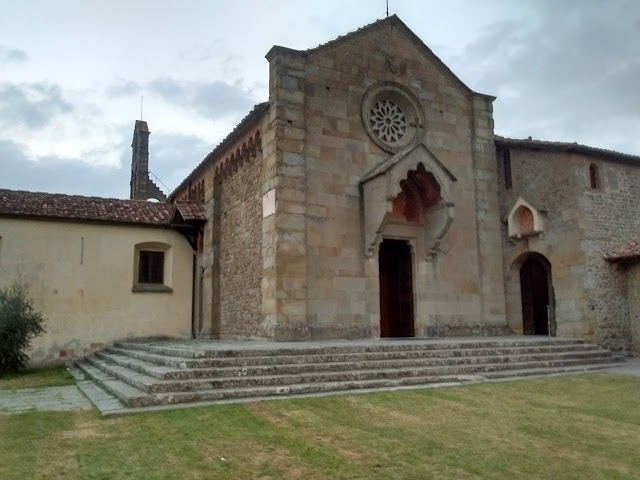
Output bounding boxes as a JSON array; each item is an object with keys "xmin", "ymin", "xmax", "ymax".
[
  {"xmin": 0, "ymin": 218, "xmax": 193, "ymax": 363},
  {"xmin": 498, "ymin": 149, "xmax": 590, "ymax": 337},
  {"xmin": 173, "ymin": 127, "xmax": 265, "ymax": 340},
  {"xmin": 581, "ymin": 159, "xmax": 640, "ymax": 352},
  {"xmin": 218, "ymin": 150, "xmax": 264, "ymax": 338},
  {"xmin": 498, "ymin": 147, "xmax": 639, "ymax": 352},
  {"xmin": 628, "ymin": 262, "xmax": 640, "ymax": 355}
]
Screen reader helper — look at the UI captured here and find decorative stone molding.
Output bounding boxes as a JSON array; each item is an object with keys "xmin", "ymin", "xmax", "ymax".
[
  {"xmin": 361, "ymin": 82, "xmax": 424, "ymax": 153},
  {"xmin": 503, "ymin": 196, "xmax": 545, "ymax": 238},
  {"xmin": 361, "ymin": 143, "xmax": 456, "ymax": 258}
]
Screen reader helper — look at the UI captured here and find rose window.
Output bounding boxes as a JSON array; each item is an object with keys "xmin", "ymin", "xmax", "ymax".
[{"xmin": 369, "ymin": 100, "xmax": 407, "ymax": 143}]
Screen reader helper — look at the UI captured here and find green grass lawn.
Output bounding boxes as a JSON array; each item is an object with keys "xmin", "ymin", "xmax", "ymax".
[
  {"xmin": 0, "ymin": 366, "xmax": 75, "ymax": 391},
  {"xmin": 1, "ymin": 373, "xmax": 639, "ymax": 479}
]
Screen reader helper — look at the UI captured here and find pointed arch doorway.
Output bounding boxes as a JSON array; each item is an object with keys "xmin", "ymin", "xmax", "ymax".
[
  {"xmin": 379, "ymin": 238, "xmax": 415, "ymax": 338},
  {"xmin": 519, "ymin": 253, "xmax": 554, "ymax": 335}
]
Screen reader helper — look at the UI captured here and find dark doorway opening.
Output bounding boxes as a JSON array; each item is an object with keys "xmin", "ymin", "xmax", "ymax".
[
  {"xmin": 379, "ymin": 239, "xmax": 415, "ymax": 338},
  {"xmin": 520, "ymin": 254, "xmax": 552, "ymax": 335}
]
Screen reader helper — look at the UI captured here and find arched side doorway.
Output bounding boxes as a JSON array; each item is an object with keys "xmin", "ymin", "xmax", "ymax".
[
  {"xmin": 379, "ymin": 239, "xmax": 415, "ymax": 337},
  {"xmin": 519, "ymin": 253, "xmax": 555, "ymax": 335}
]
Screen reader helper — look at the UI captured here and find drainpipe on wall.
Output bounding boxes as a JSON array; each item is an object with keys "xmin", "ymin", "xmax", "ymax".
[{"xmin": 191, "ymin": 251, "xmax": 196, "ymax": 339}]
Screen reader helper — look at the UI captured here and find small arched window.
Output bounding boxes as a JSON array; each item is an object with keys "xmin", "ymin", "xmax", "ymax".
[
  {"xmin": 589, "ymin": 163, "xmax": 599, "ymax": 189},
  {"xmin": 518, "ymin": 207, "xmax": 534, "ymax": 234}
]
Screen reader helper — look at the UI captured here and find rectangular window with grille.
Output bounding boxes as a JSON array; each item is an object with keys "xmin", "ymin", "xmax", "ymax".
[{"xmin": 138, "ymin": 251, "xmax": 164, "ymax": 284}]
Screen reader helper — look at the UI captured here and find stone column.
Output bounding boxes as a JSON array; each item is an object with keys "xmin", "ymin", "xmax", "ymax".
[
  {"xmin": 471, "ymin": 94, "xmax": 508, "ymax": 329},
  {"xmin": 262, "ymin": 47, "xmax": 309, "ymax": 340}
]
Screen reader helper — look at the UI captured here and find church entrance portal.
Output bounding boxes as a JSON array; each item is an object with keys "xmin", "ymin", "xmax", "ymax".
[
  {"xmin": 520, "ymin": 253, "xmax": 553, "ymax": 335},
  {"xmin": 379, "ymin": 239, "xmax": 415, "ymax": 338}
]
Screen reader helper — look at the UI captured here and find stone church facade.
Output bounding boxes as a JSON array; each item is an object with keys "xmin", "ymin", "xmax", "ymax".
[
  {"xmin": 163, "ymin": 16, "xmax": 640, "ymax": 354},
  {"xmin": 4, "ymin": 15, "xmax": 639, "ymax": 365}
]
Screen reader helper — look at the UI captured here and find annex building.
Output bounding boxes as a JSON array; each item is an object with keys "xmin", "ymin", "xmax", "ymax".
[{"xmin": 2, "ymin": 15, "xmax": 639, "ymax": 363}]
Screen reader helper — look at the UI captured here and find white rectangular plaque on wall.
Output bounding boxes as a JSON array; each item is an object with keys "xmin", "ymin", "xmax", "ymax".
[{"xmin": 262, "ymin": 189, "xmax": 276, "ymax": 218}]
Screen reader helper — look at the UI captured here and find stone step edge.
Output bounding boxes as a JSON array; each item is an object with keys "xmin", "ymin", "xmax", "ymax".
[
  {"xmin": 68, "ymin": 366, "xmax": 127, "ymax": 414},
  {"xmin": 484, "ymin": 363, "xmax": 617, "ymax": 379},
  {"xmin": 113, "ymin": 338, "xmax": 589, "ymax": 359},
  {"xmin": 75, "ymin": 361, "xmax": 148, "ymax": 408},
  {"xmin": 79, "ymin": 357, "xmax": 474, "ymax": 409},
  {"xmin": 106, "ymin": 343, "xmax": 603, "ymax": 368},
  {"xmin": 98, "ymin": 363, "xmax": 618, "ymax": 414},
  {"xmin": 85, "ymin": 354, "xmax": 620, "ymax": 394},
  {"xmin": 97, "ymin": 349, "xmax": 616, "ymax": 381}
]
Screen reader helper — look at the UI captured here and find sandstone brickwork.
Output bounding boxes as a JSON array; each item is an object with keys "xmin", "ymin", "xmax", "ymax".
[
  {"xmin": 170, "ymin": 106, "xmax": 266, "ymax": 340},
  {"xmin": 261, "ymin": 16, "xmax": 507, "ymax": 340},
  {"xmin": 218, "ymin": 154, "xmax": 263, "ymax": 338}
]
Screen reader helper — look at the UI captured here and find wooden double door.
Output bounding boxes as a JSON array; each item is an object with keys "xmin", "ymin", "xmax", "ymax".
[{"xmin": 379, "ymin": 239, "xmax": 415, "ymax": 338}]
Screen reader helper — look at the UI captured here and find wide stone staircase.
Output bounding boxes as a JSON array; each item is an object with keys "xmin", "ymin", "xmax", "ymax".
[{"xmin": 76, "ymin": 337, "xmax": 624, "ymax": 411}]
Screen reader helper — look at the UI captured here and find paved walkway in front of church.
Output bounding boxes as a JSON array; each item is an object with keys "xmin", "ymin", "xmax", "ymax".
[
  {"xmin": 0, "ymin": 367, "xmax": 122, "ymax": 414},
  {"xmin": 0, "ymin": 385, "xmax": 92, "ymax": 414}
]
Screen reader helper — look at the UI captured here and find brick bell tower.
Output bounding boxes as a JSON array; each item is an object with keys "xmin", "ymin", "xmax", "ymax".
[{"xmin": 130, "ymin": 120, "xmax": 167, "ymax": 201}]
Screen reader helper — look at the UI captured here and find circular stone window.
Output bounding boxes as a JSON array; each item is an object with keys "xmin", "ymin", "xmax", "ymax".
[
  {"xmin": 369, "ymin": 100, "xmax": 407, "ymax": 143},
  {"xmin": 362, "ymin": 83, "xmax": 424, "ymax": 153}
]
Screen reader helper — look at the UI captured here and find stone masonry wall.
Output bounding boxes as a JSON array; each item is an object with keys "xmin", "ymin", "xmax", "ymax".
[
  {"xmin": 295, "ymin": 22, "xmax": 506, "ymax": 338},
  {"xmin": 219, "ymin": 156, "xmax": 263, "ymax": 338},
  {"xmin": 627, "ymin": 262, "xmax": 640, "ymax": 355},
  {"xmin": 499, "ymin": 147, "xmax": 639, "ymax": 352},
  {"xmin": 498, "ymin": 150, "xmax": 589, "ymax": 337},
  {"xmin": 581, "ymin": 159, "xmax": 640, "ymax": 352}
]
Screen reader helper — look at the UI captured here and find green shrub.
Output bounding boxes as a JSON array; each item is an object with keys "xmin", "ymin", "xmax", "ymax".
[{"xmin": 0, "ymin": 281, "xmax": 46, "ymax": 374}]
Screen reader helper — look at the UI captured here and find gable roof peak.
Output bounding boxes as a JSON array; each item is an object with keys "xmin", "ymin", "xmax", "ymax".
[{"xmin": 265, "ymin": 14, "xmax": 493, "ymax": 100}]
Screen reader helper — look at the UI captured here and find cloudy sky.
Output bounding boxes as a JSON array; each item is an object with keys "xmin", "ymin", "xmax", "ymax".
[{"xmin": 1, "ymin": 0, "xmax": 639, "ymax": 198}]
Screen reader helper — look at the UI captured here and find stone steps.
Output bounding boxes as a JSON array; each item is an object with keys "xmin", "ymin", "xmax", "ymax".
[
  {"xmin": 76, "ymin": 337, "xmax": 624, "ymax": 411},
  {"xmin": 113, "ymin": 338, "xmax": 588, "ymax": 359},
  {"xmin": 105, "ymin": 343, "xmax": 601, "ymax": 369},
  {"xmin": 95, "ymin": 349, "xmax": 613, "ymax": 381},
  {"xmin": 83, "ymin": 355, "xmax": 619, "ymax": 394}
]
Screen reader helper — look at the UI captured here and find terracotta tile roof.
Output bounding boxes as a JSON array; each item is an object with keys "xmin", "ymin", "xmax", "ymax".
[
  {"xmin": 170, "ymin": 102, "xmax": 269, "ymax": 199},
  {"xmin": 173, "ymin": 201, "xmax": 206, "ymax": 222},
  {"xmin": 0, "ymin": 189, "xmax": 174, "ymax": 226},
  {"xmin": 604, "ymin": 238, "xmax": 640, "ymax": 262},
  {"xmin": 495, "ymin": 136, "xmax": 640, "ymax": 165}
]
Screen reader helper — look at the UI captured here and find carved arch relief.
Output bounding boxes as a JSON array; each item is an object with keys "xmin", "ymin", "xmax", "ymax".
[{"xmin": 361, "ymin": 143, "xmax": 456, "ymax": 258}]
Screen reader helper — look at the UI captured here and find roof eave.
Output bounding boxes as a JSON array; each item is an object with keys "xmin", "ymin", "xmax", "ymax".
[
  {"xmin": 495, "ymin": 136, "xmax": 640, "ymax": 165},
  {"xmin": 169, "ymin": 102, "xmax": 269, "ymax": 200},
  {"xmin": 0, "ymin": 213, "xmax": 172, "ymax": 228}
]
